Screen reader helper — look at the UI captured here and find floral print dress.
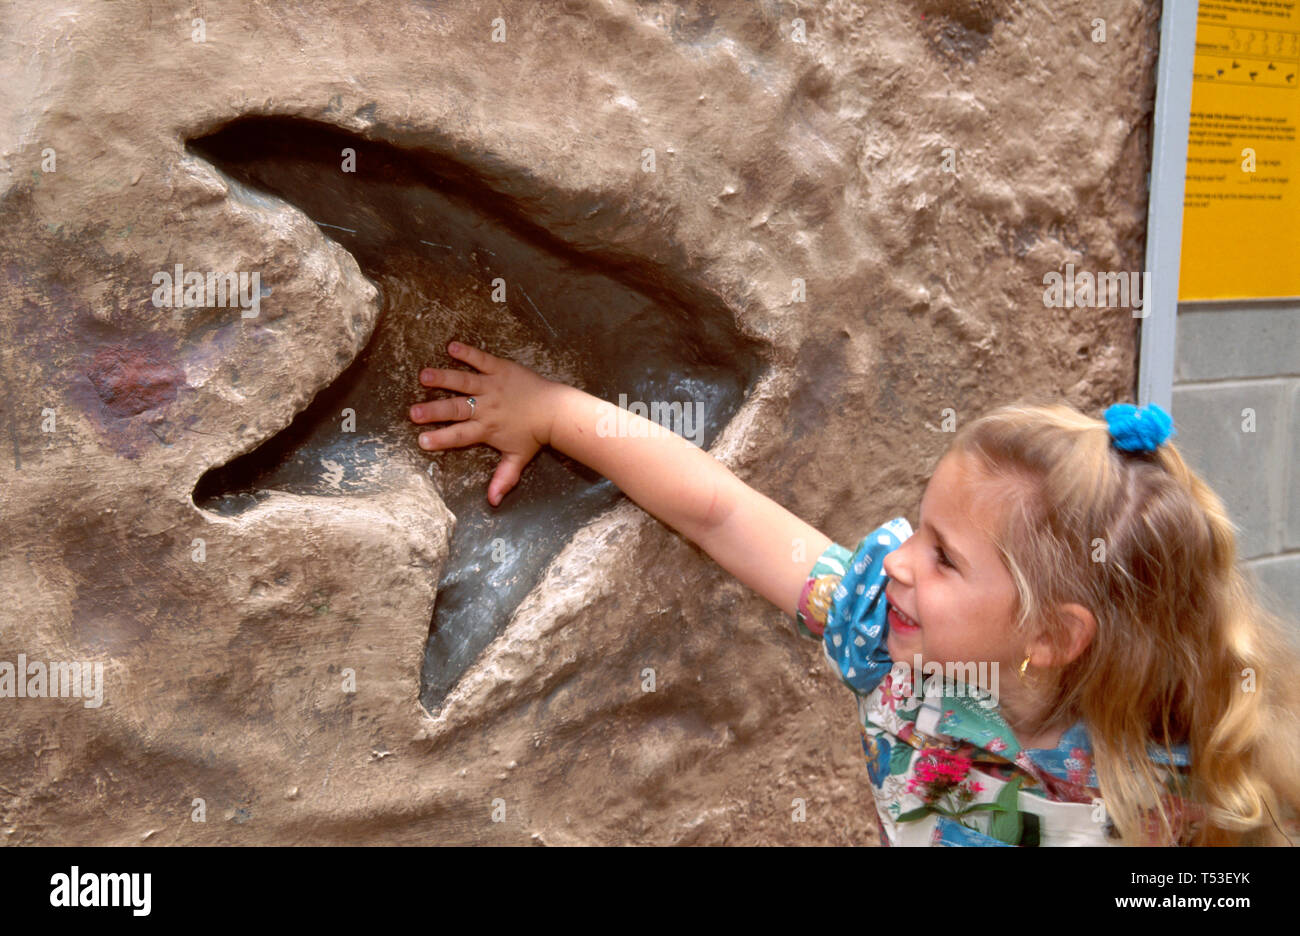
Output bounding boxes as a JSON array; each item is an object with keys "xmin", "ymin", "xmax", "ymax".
[{"xmin": 794, "ymin": 517, "xmax": 1199, "ymax": 846}]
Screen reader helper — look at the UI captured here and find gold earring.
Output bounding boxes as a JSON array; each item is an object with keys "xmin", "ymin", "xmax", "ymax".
[{"xmin": 1019, "ymin": 653, "xmax": 1031, "ymax": 678}]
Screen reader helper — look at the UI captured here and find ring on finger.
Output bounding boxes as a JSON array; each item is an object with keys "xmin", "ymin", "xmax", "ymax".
[{"xmin": 465, "ymin": 397, "xmax": 476, "ymax": 419}]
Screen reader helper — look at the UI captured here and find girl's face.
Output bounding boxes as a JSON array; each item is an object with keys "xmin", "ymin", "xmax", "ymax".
[{"xmin": 881, "ymin": 451, "xmax": 1025, "ymax": 686}]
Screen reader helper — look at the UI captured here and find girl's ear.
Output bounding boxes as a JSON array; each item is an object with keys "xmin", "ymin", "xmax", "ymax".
[{"xmin": 1051, "ymin": 602, "xmax": 1097, "ymax": 666}]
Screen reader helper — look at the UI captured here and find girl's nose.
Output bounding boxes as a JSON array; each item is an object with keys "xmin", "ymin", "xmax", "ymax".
[{"xmin": 883, "ymin": 542, "xmax": 910, "ymax": 584}]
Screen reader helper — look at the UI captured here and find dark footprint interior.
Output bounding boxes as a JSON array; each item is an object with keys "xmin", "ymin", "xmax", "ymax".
[{"xmin": 186, "ymin": 117, "xmax": 765, "ymax": 713}]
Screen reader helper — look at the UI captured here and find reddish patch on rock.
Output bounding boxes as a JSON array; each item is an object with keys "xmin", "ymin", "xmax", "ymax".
[{"xmin": 87, "ymin": 342, "xmax": 184, "ymax": 417}]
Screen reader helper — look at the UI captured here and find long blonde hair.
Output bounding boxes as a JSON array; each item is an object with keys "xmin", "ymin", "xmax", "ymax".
[{"xmin": 948, "ymin": 400, "xmax": 1300, "ymax": 845}]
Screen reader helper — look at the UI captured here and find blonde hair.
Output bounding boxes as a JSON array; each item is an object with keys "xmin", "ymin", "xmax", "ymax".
[{"xmin": 946, "ymin": 399, "xmax": 1300, "ymax": 845}]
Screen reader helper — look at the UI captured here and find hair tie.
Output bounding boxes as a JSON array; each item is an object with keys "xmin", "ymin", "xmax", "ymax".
[{"xmin": 1104, "ymin": 402, "xmax": 1176, "ymax": 453}]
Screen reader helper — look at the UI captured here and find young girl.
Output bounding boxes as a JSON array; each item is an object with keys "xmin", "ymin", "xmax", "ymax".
[{"xmin": 411, "ymin": 340, "xmax": 1300, "ymax": 846}]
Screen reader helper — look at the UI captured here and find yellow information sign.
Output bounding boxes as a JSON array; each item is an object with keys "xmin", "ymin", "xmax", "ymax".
[{"xmin": 1180, "ymin": 0, "xmax": 1300, "ymax": 300}]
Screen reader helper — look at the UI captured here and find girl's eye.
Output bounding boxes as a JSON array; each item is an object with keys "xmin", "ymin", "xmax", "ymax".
[{"xmin": 935, "ymin": 546, "xmax": 953, "ymax": 569}]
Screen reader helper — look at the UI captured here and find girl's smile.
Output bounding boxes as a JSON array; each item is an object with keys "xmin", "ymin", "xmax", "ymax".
[{"xmin": 886, "ymin": 592, "xmax": 921, "ymax": 633}]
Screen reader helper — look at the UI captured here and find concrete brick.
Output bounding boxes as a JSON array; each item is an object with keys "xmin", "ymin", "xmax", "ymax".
[
  {"xmin": 1175, "ymin": 303, "xmax": 1300, "ymax": 382},
  {"xmin": 1170, "ymin": 382, "xmax": 1286, "ymax": 559},
  {"xmin": 1244, "ymin": 554, "xmax": 1300, "ymax": 652}
]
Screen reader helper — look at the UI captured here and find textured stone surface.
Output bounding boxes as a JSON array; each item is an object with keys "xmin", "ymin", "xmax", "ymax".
[{"xmin": 0, "ymin": 1, "xmax": 1158, "ymax": 844}]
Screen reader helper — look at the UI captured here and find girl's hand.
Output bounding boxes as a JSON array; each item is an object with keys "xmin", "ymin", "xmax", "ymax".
[{"xmin": 410, "ymin": 341, "xmax": 559, "ymax": 507}]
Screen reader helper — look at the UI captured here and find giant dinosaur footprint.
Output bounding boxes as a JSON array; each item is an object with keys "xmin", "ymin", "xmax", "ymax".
[{"xmin": 186, "ymin": 117, "xmax": 765, "ymax": 712}]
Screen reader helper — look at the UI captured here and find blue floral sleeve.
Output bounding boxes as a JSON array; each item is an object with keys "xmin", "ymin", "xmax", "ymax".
[{"xmin": 794, "ymin": 517, "xmax": 913, "ymax": 697}]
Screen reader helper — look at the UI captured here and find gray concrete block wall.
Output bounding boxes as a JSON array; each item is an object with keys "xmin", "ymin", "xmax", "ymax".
[{"xmin": 1171, "ymin": 299, "xmax": 1299, "ymax": 639}]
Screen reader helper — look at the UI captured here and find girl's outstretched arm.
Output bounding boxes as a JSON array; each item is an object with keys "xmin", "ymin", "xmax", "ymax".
[
  {"xmin": 411, "ymin": 341, "xmax": 832, "ymax": 619},
  {"xmin": 545, "ymin": 381, "xmax": 834, "ymax": 619}
]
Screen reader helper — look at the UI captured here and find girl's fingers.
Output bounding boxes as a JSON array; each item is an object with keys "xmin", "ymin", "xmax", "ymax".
[
  {"xmin": 418, "ymin": 420, "xmax": 487, "ymax": 451},
  {"xmin": 487, "ymin": 452, "xmax": 530, "ymax": 507},
  {"xmin": 447, "ymin": 340, "xmax": 497, "ymax": 374},
  {"xmin": 409, "ymin": 397, "xmax": 476, "ymax": 424},
  {"xmin": 417, "ymin": 366, "xmax": 482, "ymax": 396}
]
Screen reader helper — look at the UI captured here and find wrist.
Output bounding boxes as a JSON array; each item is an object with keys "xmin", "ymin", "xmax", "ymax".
[{"xmin": 537, "ymin": 379, "xmax": 575, "ymax": 449}]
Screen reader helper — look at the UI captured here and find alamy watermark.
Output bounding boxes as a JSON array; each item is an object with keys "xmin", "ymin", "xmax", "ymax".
[
  {"xmin": 886, "ymin": 654, "xmax": 1001, "ymax": 708},
  {"xmin": 596, "ymin": 393, "xmax": 705, "ymax": 447},
  {"xmin": 1043, "ymin": 264, "xmax": 1151, "ymax": 317},
  {"xmin": 151, "ymin": 263, "xmax": 261, "ymax": 318},
  {"xmin": 50, "ymin": 867, "xmax": 150, "ymax": 916},
  {"xmin": 0, "ymin": 655, "xmax": 104, "ymax": 708}
]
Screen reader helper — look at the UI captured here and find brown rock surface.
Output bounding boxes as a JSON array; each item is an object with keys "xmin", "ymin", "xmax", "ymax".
[{"xmin": 0, "ymin": 1, "xmax": 1158, "ymax": 844}]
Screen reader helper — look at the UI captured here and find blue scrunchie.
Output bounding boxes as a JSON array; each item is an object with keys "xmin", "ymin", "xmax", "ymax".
[{"xmin": 1104, "ymin": 402, "xmax": 1175, "ymax": 453}]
